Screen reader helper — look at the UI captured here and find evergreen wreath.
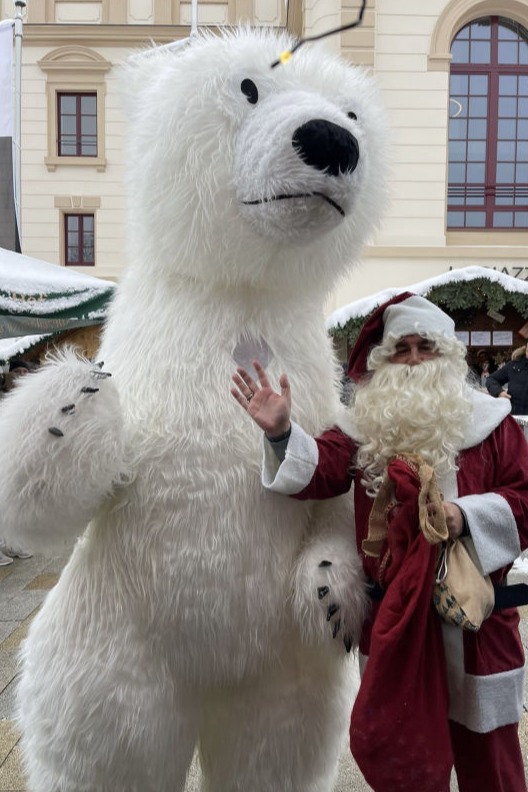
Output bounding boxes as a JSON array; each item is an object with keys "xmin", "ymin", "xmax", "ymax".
[{"xmin": 330, "ymin": 279, "xmax": 528, "ymax": 346}]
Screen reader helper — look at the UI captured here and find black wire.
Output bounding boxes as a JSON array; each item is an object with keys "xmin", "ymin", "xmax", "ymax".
[{"xmin": 271, "ymin": 0, "xmax": 367, "ymax": 67}]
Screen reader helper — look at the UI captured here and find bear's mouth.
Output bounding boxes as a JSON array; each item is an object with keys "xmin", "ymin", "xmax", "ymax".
[{"xmin": 242, "ymin": 192, "xmax": 345, "ymax": 218}]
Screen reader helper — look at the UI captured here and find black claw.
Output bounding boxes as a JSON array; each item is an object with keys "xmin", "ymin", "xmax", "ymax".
[
  {"xmin": 91, "ymin": 370, "xmax": 111, "ymax": 379},
  {"xmin": 344, "ymin": 635, "xmax": 353, "ymax": 653},
  {"xmin": 332, "ymin": 619, "xmax": 341, "ymax": 639},
  {"xmin": 326, "ymin": 603, "xmax": 340, "ymax": 621},
  {"xmin": 94, "ymin": 361, "xmax": 104, "ymax": 368},
  {"xmin": 317, "ymin": 585, "xmax": 330, "ymax": 600},
  {"xmin": 81, "ymin": 386, "xmax": 99, "ymax": 394},
  {"xmin": 319, "ymin": 560, "xmax": 332, "ymax": 567},
  {"xmin": 48, "ymin": 426, "xmax": 64, "ymax": 437},
  {"xmin": 61, "ymin": 403, "xmax": 76, "ymax": 414}
]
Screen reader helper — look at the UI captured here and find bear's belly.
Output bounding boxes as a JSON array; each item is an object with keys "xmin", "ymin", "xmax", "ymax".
[{"xmin": 30, "ymin": 457, "xmax": 312, "ymax": 687}]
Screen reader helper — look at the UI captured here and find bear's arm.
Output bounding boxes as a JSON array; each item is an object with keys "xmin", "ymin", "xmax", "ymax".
[{"xmin": 0, "ymin": 349, "xmax": 128, "ymax": 553}]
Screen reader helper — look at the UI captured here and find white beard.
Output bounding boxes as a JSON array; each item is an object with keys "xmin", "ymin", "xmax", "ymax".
[{"xmin": 352, "ymin": 355, "xmax": 473, "ymax": 495}]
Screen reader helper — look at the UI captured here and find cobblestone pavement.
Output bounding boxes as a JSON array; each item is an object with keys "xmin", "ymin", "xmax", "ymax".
[{"xmin": 1, "ymin": 551, "xmax": 528, "ymax": 791}]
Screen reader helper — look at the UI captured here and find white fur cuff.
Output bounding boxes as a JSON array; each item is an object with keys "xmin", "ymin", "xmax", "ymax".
[
  {"xmin": 262, "ymin": 421, "xmax": 318, "ymax": 495},
  {"xmin": 453, "ymin": 492, "xmax": 520, "ymax": 576}
]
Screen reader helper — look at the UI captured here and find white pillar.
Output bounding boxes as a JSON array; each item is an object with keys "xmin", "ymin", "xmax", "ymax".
[{"xmin": 13, "ymin": 0, "xmax": 25, "ymax": 241}]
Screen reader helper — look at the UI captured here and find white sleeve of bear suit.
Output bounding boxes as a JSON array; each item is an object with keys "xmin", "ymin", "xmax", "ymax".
[{"xmin": 0, "ymin": 349, "xmax": 128, "ymax": 554}]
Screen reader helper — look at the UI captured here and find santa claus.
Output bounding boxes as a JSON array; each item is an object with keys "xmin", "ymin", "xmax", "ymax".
[{"xmin": 231, "ymin": 293, "xmax": 528, "ymax": 792}]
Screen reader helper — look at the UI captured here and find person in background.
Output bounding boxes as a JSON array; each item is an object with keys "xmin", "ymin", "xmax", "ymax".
[
  {"xmin": 494, "ymin": 350, "xmax": 508, "ymax": 370},
  {"xmin": 1, "ymin": 357, "xmax": 32, "ymax": 393},
  {"xmin": 339, "ymin": 362, "xmax": 354, "ymax": 405},
  {"xmin": 486, "ymin": 343, "xmax": 528, "ymax": 416},
  {"xmin": 0, "ymin": 540, "xmax": 32, "ymax": 567},
  {"xmin": 471, "ymin": 348, "xmax": 497, "ymax": 388},
  {"xmin": 231, "ymin": 293, "xmax": 528, "ymax": 792},
  {"xmin": 0, "ymin": 357, "xmax": 34, "ymax": 566}
]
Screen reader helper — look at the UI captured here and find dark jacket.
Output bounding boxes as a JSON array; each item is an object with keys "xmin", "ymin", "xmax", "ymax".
[{"xmin": 486, "ymin": 357, "xmax": 528, "ymax": 415}]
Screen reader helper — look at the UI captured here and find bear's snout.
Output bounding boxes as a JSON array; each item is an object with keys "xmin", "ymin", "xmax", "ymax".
[{"xmin": 292, "ymin": 119, "xmax": 359, "ymax": 177}]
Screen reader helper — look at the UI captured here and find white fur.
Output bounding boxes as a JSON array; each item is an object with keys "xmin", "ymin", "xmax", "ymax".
[
  {"xmin": 2, "ymin": 28, "xmax": 388, "ymax": 792},
  {"xmin": 0, "ymin": 348, "xmax": 126, "ymax": 552}
]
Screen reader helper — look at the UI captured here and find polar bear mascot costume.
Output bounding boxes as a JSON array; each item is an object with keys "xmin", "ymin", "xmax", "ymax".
[{"xmin": 0, "ymin": 27, "xmax": 388, "ymax": 792}]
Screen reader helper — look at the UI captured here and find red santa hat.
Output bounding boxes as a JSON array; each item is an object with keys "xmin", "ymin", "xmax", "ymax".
[{"xmin": 347, "ymin": 292, "xmax": 456, "ymax": 382}]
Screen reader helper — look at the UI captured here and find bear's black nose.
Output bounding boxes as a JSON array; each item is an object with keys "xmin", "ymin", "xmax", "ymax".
[{"xmin": 292, "ymin": 119, "xmax": 359, "ymax": 177}]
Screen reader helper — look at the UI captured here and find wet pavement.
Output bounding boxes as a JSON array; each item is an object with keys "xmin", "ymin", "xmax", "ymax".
[{"xmin": 1, "ymin": 550, "xmax": 528, "ymax": 791}]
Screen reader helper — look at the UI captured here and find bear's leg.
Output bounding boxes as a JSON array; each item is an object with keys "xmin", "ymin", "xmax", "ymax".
[
  {"xmin": 18, "ymin": 649, "xmax": 200, "ymax": 792},
  {"xmin": 198, "ymin": 641, "xmax": 354, "ymax": 792}
]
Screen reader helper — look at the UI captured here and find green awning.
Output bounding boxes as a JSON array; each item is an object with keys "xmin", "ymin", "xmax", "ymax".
[{"xmin": 0, "ymin": 246, "xmax": 115, "ymax": 341}]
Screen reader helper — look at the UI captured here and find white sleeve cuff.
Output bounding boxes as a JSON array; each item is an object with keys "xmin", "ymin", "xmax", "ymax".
[
  {"xmin": 453, "ymin": 492, "xmax": 520, "ymax": 575},
  {"xmin": 261, "ymin": 421, "xmax": 318, "ymax": 495}
]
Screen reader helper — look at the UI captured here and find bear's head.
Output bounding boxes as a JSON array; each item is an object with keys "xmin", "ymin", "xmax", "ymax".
[{"xmin": 123, "ymin": 28, "xmax": 388, "ymax": 297}]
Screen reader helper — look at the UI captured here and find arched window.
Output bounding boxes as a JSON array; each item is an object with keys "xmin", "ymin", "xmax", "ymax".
[{"xmin": 447, "ymin": 16, "xmax": 528, "ymax": 229}]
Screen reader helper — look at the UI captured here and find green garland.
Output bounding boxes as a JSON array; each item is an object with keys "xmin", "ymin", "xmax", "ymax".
[{"xmin": 329, "ymin": 278, "xmax": 528, "ymax": 345}]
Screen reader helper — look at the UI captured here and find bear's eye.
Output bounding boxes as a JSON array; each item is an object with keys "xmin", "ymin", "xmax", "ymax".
[
  {"xmin": 241, "ymin": 79, "xmax": 259, "ymax": 105},
  {"xmin": 347, "ymin": 111, "xmax": 357, "ymax": 121}
]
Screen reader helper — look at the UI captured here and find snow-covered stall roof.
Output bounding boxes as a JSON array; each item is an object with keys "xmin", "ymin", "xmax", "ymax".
[
  {"xmin": 0, "ymin": 247, "xmax": 115, "ymax": 341},
  {"xmin": 0, "ymin": 248, "xmax": 116, "ymax": 364},
  {"xmin": 0, "ymin": 333, "xmax": 50, "ymax": 364},
  {"xmin": 326, "ymin": 265, "xmax": 528, "ymax": 332}
]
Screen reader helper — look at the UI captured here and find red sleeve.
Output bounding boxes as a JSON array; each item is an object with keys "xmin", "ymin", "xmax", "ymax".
[
  {"xmin": 458, "ymin": 415, "xmax": 528, "ymax": 551},
  {"xmin": 293, "ymin": 426, "xmax": 357, "ymax": 500}
]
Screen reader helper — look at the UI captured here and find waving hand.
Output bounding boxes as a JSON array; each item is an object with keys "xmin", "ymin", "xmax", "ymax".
[{"xmin": 231, "ymin": 360, "xmax": 291, "ymax": 438}]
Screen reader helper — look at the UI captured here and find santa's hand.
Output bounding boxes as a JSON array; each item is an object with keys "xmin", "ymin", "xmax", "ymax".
[
  {"xmin": 427, "ymin": 500, "xmax": 464, "ymax": 540},
  {"xmin": 443, "ymin": 501, "xmax": 465, "ymax": 539},
  {"xmin": 231, "ymin": 359, "xmax": 291, "ymax": 437}
]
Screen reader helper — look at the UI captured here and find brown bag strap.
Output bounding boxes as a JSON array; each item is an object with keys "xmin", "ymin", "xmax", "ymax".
[
  {"xmin": 362, "ymin": 453, "xmax": 449, "ymax": 558},
  {"xmin": 416, "ymin": 457, "xmax": 449, "ymax": 546},
  {"xmin": 362, "ymin": 473, "xmax": 396, "ymax": 557}
]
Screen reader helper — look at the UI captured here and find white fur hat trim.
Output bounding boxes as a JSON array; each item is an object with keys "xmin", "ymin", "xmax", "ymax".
[{"xmin": 383, "ymin": 295, "xmax": 455, "ymax": 340}]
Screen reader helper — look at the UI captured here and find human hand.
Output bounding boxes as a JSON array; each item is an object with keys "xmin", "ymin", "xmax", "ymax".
[
  {"xmin": 427, "ymin": 500, "xmax": 464, "ymax": 540},
  {"xmin": 443, "ymin": 502, "xmax": 465, "ymax": 539},
  {"xmin": 231, "ymin": 360, "xmax": 291, "ymax": 438},
  {"xmin": 499, "ymin": 391, "xmax": 512, "ymax": 400}
]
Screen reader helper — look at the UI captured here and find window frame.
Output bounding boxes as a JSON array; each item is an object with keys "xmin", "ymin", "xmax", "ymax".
[
  {"xmin": 55, "ymin": 197, "xmax": 101, "ymax": 268},
  {"xmin": 447, "ymin": 15, "xmax": 528, "ymax": 231},
  {"xmin": 57, "ymin": 91, "xmax": 98, "ymax": 158},
  {"xmin": 64, "ymin": 212, "xmax": 95, "ymax": 267},
  {"xmin": 38, "ymin": 46, "xmax": 111, "ymax": 172}
]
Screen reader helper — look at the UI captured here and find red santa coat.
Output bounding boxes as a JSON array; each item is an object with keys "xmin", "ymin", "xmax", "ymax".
[{"xmin": 262, "ymin": 390, "xmax": 528, "ymax": 734}]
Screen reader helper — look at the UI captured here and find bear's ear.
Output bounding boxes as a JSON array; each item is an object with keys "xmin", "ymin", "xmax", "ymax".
[{"xmin": 120, "ymin": 37, "xmax": 196, "ymax": 120}]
